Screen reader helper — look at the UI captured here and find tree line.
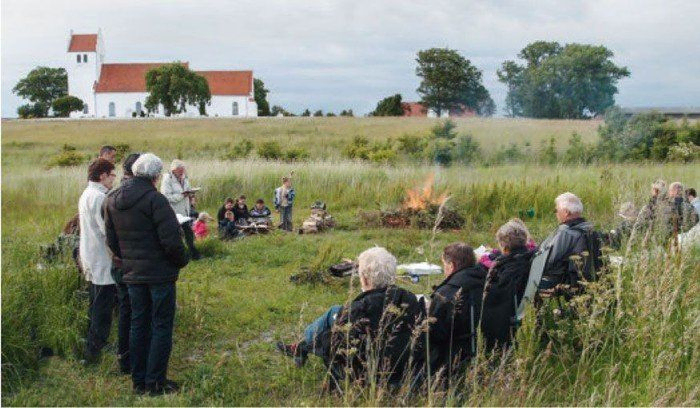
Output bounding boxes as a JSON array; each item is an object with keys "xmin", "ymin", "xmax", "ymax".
[{"xmin": 14, "ymin": 41, "xmax": 629, "ymax": 119}]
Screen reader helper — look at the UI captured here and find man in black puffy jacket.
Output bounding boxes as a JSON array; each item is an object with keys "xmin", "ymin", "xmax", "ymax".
[
  {"xmin": 104, "ymin": 153, "xmax": 189, "ymax": 396},
  {"xmin": 425, "ymin": 243, "xmax": 486, "ymax": 383}
]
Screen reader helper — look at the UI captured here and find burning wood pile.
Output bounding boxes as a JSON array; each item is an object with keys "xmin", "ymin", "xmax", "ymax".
[{"xmin": 360, "ymin": 175, "xmax": 465, "ymax": 229}]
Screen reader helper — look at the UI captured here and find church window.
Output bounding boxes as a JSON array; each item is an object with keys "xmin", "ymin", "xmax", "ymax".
[
  {"xmin": 77, "ymin": 54, "xmax": 81, "ymax": 63},
  {"xmin": 83, "ymin": 54, "xmax": 88, "ymax": 63},
  {"xmin": 83, "ymin": 104, "xmax": 88, "ymax": 114},
  {"xmin": 232, "ymin": 102, "xmax": 239, "ymax": 116},
  {"xmin": 109, "ymin": 102, "xmax": 116, "ymax": 117},
  {"xmin": 135, "ymin": 101, "xmax": 142, "ymax": 114}
]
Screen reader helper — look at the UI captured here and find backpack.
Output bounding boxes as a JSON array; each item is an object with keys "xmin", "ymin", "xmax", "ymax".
[{"xmin": 569, "ymin": 225, "xmax": 604, "ymax": 282}]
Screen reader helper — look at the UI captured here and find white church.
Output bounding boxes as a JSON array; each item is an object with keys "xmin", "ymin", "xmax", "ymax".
[{"xmin": 67, "ymin": 30, "xmax": 258, "ymax": 118}]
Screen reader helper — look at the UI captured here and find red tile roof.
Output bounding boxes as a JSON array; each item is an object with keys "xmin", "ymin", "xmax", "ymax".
[
  {"xmin": 94, "ymin": 63, "xmax": 189, "ymax": 93},
  {"xmin": 68, "ymin": 34, "xmax": 98, "ymax": 52},
  {"xmin": 196, "ymin": 71, "xmax": 252, "ymax": 95},
  {"xmin": 95, "ymin": 64, "xmax": 253, "ymax": 95},
  {"xmin": 402, "ymin": 102, "xmax": 427, "ymax": 117}
]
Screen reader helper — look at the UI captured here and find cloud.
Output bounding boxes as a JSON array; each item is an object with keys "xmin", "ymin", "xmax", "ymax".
[{"xmin": 2, "ymin": 0, "xmax": 699, "ymax": 117}]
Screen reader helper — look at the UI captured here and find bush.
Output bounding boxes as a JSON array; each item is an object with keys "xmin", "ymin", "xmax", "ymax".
[
  {"xmin": 429, "ymin": 139, "xmax": 454, "ymax": 166},
  {"xmin": 431, "ymin": 119, "xmax": 457, "ymax": 139},
  {"xmin": 396, "ymin": 134, "xmax": 427, "ymax": 158},
  {"xmin": 453, "ymin": 134, "xmax": 481, "ymax": 164},
  {"xmin": 51, "ymin": 96, "xmax": 84, "ymax": 117},
  {"xmin": 284, "ymin": 147, "xmax": 310, "ymax": 162},
  {"xmin": 667, "ymin": 142, "xmax": 700, "ymax": 162},
  {"xmin": 225, "ymin": 139, "xmax": 254, "ymax": 160},
  {"xmin": 491, "ymin": 143, "xmax": 524, "ymax": 164},
  {"xmin": 343, "ymin": 136, "xmax": 371, "ymax": 160},
  {"xmin": 538, "ymin": 137, "xmax": 558, "ymax": 165},
  {"xmin": 17, "ymin": 103, "xmax": 49, "ymax": 119},
  {"xmin": 313, "ymin": 110, "xmax": 323, "ymax": 117},
  {"xmin": 257, "ymin": 141, "xmax": 283, "ymax": 160},
  {"xmin": 47, "ymin": 144, "xmax": 85, "ymax": 167}
]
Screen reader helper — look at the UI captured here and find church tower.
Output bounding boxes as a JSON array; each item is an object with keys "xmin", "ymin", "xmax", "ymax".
[{"xmin": 66, "ymin": 29, "xmax": 104, "ymax": 117}]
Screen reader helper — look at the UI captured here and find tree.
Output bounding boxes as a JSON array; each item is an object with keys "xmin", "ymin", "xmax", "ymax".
[
  {"xmin": 271, "ymin": 105, "xmax": 294, "ymax": 116},
  {"xmin": 17, "ymin": 103, "xmax": 49, "ymax": 119},
  {"xmin": 497, "ymin": 41, "xmax": 630, "ymax": 119},
  {"xmin": 340, "ymin": 109, "xmax": 354, "ymax": 117},
  {"xmin": 12, "ymin": 66, "xmax": 68, "ymax": 118},
  {"xmin": 313, "ymin": 110, "xmax": 323, "ymax": 117},
  {"xmin": 51, "ymin": 96, "xmax": 84, "ymax": 117},
  {"xmin": 415, "ymin": 48, "xmax": 491, "ymax": 115},
  {"xmin": 301, "ymin": 109, "xmax": 311, "ymax": 117},
  {"xmin": 254, "ymin": 78, "xmax": 271, "ymax": 116},
  {"xmin": 371, "ymin": 94, "xmax": 404, "ymax": 116},
  {"xmin": 144, "ymin": 63, "xmax": 211, "ymax": 116}
]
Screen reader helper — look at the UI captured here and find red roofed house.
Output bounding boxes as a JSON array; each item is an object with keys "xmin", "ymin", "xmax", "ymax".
[
  {"xmin": 66, "ymin": 30, "xmax": 257, "ymax": 118},
  {"xmin": 401, "ymin": 101, "xmax": 477, "ymax": 118}
]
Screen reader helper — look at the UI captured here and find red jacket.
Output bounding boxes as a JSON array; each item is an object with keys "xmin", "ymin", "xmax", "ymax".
[{"xmin": 193, "ymin": 220, "xmax": 209, "ymax": 239}]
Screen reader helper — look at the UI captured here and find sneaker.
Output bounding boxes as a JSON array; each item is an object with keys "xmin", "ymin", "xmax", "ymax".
[
  {"xmin": 276, "ymin": 341, "xmax": 308, "ymax": 367},
  {"xmin": 147, "ymin": 379, "xmax": 180, "ymax": 396}
]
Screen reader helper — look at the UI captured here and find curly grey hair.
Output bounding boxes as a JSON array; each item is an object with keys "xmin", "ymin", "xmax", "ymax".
[
  {"xmin": 132, "ymin": 153, "xmax": 163, "ymax": 180},
  {"xmin": 496, "ymin": 220, "xmax": 529, "ymax": 251},
  {"xmin": 357, "ymin": 247, "xmax": 396, "ymax": 289}
]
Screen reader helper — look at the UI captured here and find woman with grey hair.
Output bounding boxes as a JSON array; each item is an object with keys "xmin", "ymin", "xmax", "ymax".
[
  {"xmin": 481, "ymin": 219, "xmax": 536, "ymax": 351},
  {"xmin": 277, "ymin": 247, "xmax": 421, "ymax": 388}
]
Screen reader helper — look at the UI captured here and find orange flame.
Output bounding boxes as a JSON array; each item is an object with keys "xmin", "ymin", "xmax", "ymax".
[{"xmin": 402, "ymin": 174, "xmax": 448, "ymax": 211}]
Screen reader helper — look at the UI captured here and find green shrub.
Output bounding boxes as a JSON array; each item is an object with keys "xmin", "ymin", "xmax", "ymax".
[
  {"xmin": 538, "ymin": 137, "xmax": 558, "ymax": 165},
  {"xmin": 667, "ymin": 142, "xmax": 700, "ymax": 162},
  {"xmin": 257, "ymin": 141, "xmax": 283, "ymax": 160},
  {"xmin": 46, "ymin": 145, "xmax": 85, "ymax": 168},
  {"xmin": 284, "ymin": 147, "xmax": 310, "ymax": 162},
  {"xmin": 430, "ymin": 119, "xmax": 457, "ymax": 139},
  {"xmin": 342, "ymin": 136, "xmax": 371, "ymax": 160},
  {"xmin": 564, "ymin": 133, "xmax": 594, "ymax": 164},
  {"xmin": 430, "ymin": 138, "xmax": 454, "ymax": 166},
  {"xmin": 453, "ymin": 134, "xmax": 481, "ymax": 164},
  {"xmin": 491, "ymin": 143, "xmax": 524, "ymax": 164},
  {"xmin": 396, "ymin": 133, "xmax": 427, "ymax": 158},
  {"xmin": 224, "ymin": 139, "xmax": 254, "ymax": 160}
]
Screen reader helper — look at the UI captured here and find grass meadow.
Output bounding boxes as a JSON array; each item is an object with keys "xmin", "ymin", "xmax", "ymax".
[{"xmin": 1, "ymin": 117, "xmax": 699, "ymax": 406}]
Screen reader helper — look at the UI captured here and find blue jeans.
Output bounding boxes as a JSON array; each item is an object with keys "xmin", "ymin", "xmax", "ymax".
[
  {"xmin": 87, "ymin": 284, "xmax": 116, "ymax": 358},
  {"xmin": 304, "ymin": 305, "xmax": 342, "ymax": 348},
  {"xmin": 128, "ymin": 282, "xmax": 176, "ymax": 387},
  {"xmin": 280, "ymin": 206, "xmax": 293, "ymax": 231}
]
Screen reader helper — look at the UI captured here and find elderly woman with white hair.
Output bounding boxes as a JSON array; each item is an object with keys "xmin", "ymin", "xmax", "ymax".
[
  {"xmin": 277, "ymin": 247, "xmax": 421, "ymax": 388},
  {"xmin": 160, "ymin": 159, "xmax": 201, "ymax": 260},
  {"xmin": 539, "ymin": 192, "xmax": 598, "ymax": 289},
  {"xmin": 481, "ymin": 220, "xmax": 536, "ymax": 351}
]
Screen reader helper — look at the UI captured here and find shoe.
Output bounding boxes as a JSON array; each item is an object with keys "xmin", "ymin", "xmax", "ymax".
[
  {"xmin": 147, "ymin": 379, "xmax": 180, "ymax": 396},
  {"xmin": 276, "ymin": 341, "xmax": 308, "ymax": 367},
  {"xmin": 133, "ymin": 383, "xmax": 146, "ymax": 395}
]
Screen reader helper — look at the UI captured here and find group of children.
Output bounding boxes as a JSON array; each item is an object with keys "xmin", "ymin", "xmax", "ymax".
[{"xmin": 192, "ymin": 176, "xmax": 296, "ymax": 240}]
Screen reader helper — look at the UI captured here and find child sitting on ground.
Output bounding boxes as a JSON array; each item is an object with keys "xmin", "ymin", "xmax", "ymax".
[
  {"xmin": 250, "ymin": 199, "xmax": 272, "ymax": 226},
  {"xmin": 193, "ymin": 212, "xmax": 214, "ymax": 240},
  {"xmin": 219, "ymin": 210, "xmax": 241, "ymax": 240}
]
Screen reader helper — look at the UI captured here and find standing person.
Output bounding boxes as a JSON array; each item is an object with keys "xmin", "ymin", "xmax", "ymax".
[
  {"xmin": 687, "ymin": 188, "xmax": 700, "ymax": 218},
  {"xmin": 78, "ymin": 158, "xmax": 117, "ymax": 363},
  {"xmin": 103, "ymin": 152, "xmax": 141, "ymax": 374},
  {"xmin": 99, "ymin": 145, "xmax": 117, "ymax": 164},
  {"xmin": 274, "ymin": 176, "xmax": 295, "ymax": 231},
  {"xmin": 667, "ymin": 182, "xmax": 698, "ymax": 233},
  {"xmin": 104, "ymin": 153, "xmax": 189, "ymax": 395},
  {"xmin": 161, "ymin": 160, "xmax": 201, "ymax": 260}
]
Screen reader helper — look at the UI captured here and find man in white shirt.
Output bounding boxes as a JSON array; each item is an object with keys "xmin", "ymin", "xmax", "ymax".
[
  {"xmin": 161, "ymin": 159, "xmax": 201, "ymax": 259},
  {"xmin": 79, "ymin": 158, "xmax": 117, "ymax": 362}
]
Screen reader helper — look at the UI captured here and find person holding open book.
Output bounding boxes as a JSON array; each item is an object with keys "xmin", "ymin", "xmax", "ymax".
[{"xmin": 161, "ymin": 159, "xmax": 201, "ymax": 260}]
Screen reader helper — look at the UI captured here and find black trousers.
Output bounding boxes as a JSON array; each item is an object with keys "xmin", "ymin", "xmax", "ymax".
[
  {"xmin": 87, "ymin": 283, "xmax": 116, "ymax": 358},
  {"xmin": 116, "ymin": 283, "xmax": 131, "ymax": 371},
  {"xmin": 183, "ymin": 221, "xmax": 200, "ymax": 258}
]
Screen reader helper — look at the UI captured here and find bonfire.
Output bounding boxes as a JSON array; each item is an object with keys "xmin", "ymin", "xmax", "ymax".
[{"xmin": 365, "ymin": 174, "xmax": 465, "ymax": 229}]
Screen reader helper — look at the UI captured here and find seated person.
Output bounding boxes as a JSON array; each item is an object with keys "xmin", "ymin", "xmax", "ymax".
[
  {"xmin": 481, "ymin": 220, "xmax": 535, "ymax": 351},
  {"xmin": 277, "ymin": 247, "xmax": 421, "ymax": 388},
  {"xmin": 218, "ymin": 210, "xmax": 241, "ymax": 240},
  {"xmin": 424, "ymin": 243, "xmax": 486, "ymax": 382},
  {"xmin": 217, "ymin": 198, "xmax": 235, "ymax": 224},
  {"xmin": 479, "ymin": 218, "xmax": 536, "ymax": 269},
  {"xmin": 250, "ymin": 198, "xmax": 272, "ymax": 225},
  {"xmin": 608, "ymin": 202, "xmax": 637, "ymax": 249},
  {"xmin": 193, "ymin": 212, "xmax": 213, "ymax": 240},
  {"xmin": 539, "ymin": 192, "xmax": 598, "ymax": 288},
  {"xmin": 233, "ymin": 195, "xmax": 250, "ymax": 226}
]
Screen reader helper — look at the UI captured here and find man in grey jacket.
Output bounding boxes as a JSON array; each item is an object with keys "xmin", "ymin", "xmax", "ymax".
[{"xmin": 539, "ymin": 192, "xmax": 596, "ymax": 289}]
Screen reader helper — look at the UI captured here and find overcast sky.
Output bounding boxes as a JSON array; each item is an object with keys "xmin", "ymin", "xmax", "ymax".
[{"xmin": 2, "ymin": 0, "xmax": 699, "ymax": 117}]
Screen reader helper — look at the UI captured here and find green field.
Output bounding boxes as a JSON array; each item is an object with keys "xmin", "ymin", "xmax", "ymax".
[{"xmin": 2, "ymin": 118, "xmax": 699, "ymax": 406}]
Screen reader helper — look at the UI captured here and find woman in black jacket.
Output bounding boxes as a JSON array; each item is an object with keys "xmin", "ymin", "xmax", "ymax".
[{"xmin": 481, "ymin": 219, "xmax": 535, "ymax": 351}]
